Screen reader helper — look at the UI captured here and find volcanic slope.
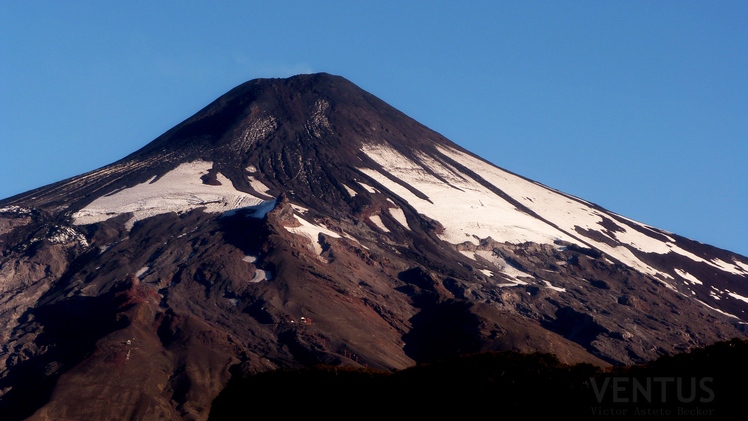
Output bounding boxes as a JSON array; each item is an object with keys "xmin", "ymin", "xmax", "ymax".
[{"xmin": 0, "ymin": 73, "xmax": 746, "ymax": 420}]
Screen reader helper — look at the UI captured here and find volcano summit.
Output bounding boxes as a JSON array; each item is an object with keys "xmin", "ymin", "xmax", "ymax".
[{"xmin": 1, "ymin": 73, "xmax": 746, "ymax": 419}]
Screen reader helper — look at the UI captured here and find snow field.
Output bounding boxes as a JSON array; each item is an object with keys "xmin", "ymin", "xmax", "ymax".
[{"xmin": 72, "ymin": 161, "xmax": 272, "ymax": 227}]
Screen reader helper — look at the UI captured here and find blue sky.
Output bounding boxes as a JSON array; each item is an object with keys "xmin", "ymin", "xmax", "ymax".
[{"xmin": 1, "ymin": 1, "xmax": 746, "ymax": 256}]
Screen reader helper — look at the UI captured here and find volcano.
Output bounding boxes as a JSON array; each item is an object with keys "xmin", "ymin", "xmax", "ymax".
[{"xmin": 1, "ymin": 73, "xmax": 746, "ymax": 419}]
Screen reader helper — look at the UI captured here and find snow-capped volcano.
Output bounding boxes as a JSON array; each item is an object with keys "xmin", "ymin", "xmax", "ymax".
[{"xmin": 1, "ymin": 73, "xmax": 746, "ymax": 420}]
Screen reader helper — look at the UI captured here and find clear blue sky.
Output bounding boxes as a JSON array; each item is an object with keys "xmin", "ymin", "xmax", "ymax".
[{"xmin": 1, "ymin": 1, "xmax": 746, "ymax": 256}]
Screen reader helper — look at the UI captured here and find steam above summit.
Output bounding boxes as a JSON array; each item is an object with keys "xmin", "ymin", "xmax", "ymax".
[{"xmin": 0, "ymin": 73, "xmax": 746, "ymax": 420}]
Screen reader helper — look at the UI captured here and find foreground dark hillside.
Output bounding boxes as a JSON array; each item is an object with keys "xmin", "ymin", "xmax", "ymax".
[{"xmin": 209, "ymin": 338, "xmax": 748, "ymax": 418}]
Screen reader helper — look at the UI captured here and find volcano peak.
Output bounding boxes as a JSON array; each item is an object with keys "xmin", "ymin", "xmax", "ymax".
[{"xmin": 1, "ymin": 73, "xmax": 746, "ymax": 420}]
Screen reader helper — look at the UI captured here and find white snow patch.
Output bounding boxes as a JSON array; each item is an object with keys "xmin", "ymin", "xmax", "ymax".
[
  {"xmin": 0, "ymin": 205, "xmax": 32, "ymax": 214},
  {"xmin": 474, "ymin": 250, "xmax": 501, "ymax": 266},
  {"xmin": 47, "ymin": 226, "xmax": 90, "ymax": 247},
  {"xmin": 479, "ymin": 269, "xmax": 494, "ymax": 277},
  {"xmin": 343, "ymin": 184, "xmax": 357, "ymax": 198},
  {"xmin": 431, "ymin": 145, "xmax": 711, "ymax": 281},
  {"xmin": 387, "ymin": 206, "xmax": 409, "ymax": 229},
  {"xmin": 501, "ymin": 271, "xmax": 532, "ymax": 285},
  {"xmin": 242, "ymin": 255, "xmax": 257, "ymax": 263},
  {"xmin": 499, "ymin": 278, "xmax": 529, "ymax": 287},
  {"xmin": 543, "ymin": 280, "xmax": 566, "ymax": 292},
  {"xmin": 460, "ymin": 250, "xmax": 475, "ymax": 260},
  {"xmin": 471, "ymin": 250, "xmax": 533, "ymax": 285},
  {"xmin": 72, "ymin": 161, "xmax": 270, "ymax": 227},
  {"xmin": 413, "ymin": 151, "xmax": 470, "ymax": 186},
  {"xmin": 735, "ymin": 260, "xmax": 748, "ymax": 274},
  {"xmin": 615, "ymin": 214, "xmax": 677, "ymax": 242},
  {"xmin": 248, "ymin": 176, "xmax": 272, "ymax": 195},
  {"xmin": 448, "ymin": 147, "xmax": 748, "ymax": 277},
  {"xmin": 248, "ymin": 200, "xmax": 277, "ymax": 219},
  {"xmin": 359, "ymin": 145, "xmax": 579, "ymax": 246},
  {"xmin": 135, "ymin": 266, "xmax": 149, "ymax": 279},
  {"xmin": 250, "ymin": 269, "xmax": 271, "ymax": 283},
  {"xmin": 674, "ymin": 268, "xmax": 703, "ymax": 285},
  {"xmin": 286, "ymin": 215, "xmax": 341, "ymax": 256},
  {"xmin": 358, "ymin": 181, "xmax": 379, "ymax": 194},
  {"xmin": 727, "ymin": 291, "xmax": 748, "ymax": 304},
  {"xmin": 708, "ymin": 258, "xmax": 748, "ymax": 276},
  {"xmin": 651, "ymin": 245, "xmax": 748, "ymax": 277},
  {"xmin": 695, "ymin": 299, "xmax": 740, "ymax": 319},
  {"xmin": 221, "ymin": 199, "xmax": 277, "ymax": 219},
  {"xmin": 369, "ymin": 215, "xmax": 389, "ymax": 232}
]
